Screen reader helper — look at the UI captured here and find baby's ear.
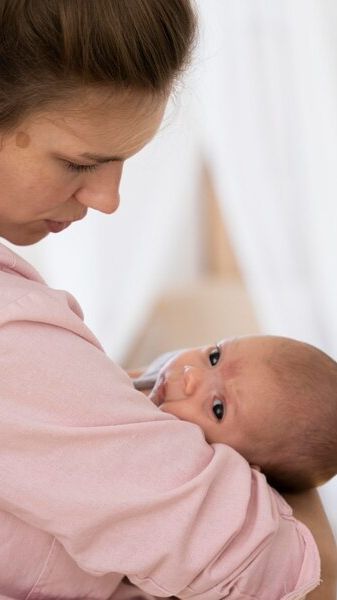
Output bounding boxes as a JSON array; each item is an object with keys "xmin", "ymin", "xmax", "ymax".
[{"xmin": 250, "ymin": 464, "xmax": 262, "ymax": 472}]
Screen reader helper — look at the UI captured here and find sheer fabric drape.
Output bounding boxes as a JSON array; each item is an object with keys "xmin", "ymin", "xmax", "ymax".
[{"xmin": 194, "ymin": 0, "xmax": 337, "ymax": 535}]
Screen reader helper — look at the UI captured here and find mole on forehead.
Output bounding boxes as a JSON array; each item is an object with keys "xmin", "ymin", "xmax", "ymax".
[{"xmin": 15, "ymin": 131, "xmax": 31, "ymax": 148}]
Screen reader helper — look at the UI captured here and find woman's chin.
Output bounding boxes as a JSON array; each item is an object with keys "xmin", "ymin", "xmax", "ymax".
[{"xmin": 0, "ymin": 224, "xmax": 49, "ymax": 246}]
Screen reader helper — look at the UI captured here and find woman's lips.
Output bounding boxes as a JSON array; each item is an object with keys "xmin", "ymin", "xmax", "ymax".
[{"xmin": 45, "ymin": 220, "xmax": 72, "ymax": 233}]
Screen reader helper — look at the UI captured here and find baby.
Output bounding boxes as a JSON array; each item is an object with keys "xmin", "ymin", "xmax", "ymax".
[{"xmin": 132, "ymin": 335, "xmax": 337, "ymax": 492}]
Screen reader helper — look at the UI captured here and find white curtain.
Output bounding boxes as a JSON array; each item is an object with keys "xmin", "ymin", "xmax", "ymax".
[{"xmin": 194, "ymin": 0, "xmax": 337, "ymax": 535}]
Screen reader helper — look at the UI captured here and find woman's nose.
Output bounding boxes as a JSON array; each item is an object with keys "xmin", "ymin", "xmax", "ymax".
[
  {"xmin": 75, "ymin": 161, "xmax": 123, "ymax": 214},
  {"xmin": 183, "ymin": 365, "xmax": 202, "ymax": 396}
]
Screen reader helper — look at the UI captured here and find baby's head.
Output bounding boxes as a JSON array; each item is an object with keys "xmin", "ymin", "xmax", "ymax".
[{"xmin": 149, "ymin": 335, "xmax": 337, "ymax": 492}]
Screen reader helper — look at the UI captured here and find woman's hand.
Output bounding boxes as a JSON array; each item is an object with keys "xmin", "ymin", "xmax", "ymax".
[{"xmin": 282, "ymin": 488, "xmax": 337, "ymax": 600}]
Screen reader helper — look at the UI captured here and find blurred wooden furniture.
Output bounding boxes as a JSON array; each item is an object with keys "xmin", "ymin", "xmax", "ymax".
[{"xmin": 124, "ymin": 165, "xmax": 259, "ymax": 369}]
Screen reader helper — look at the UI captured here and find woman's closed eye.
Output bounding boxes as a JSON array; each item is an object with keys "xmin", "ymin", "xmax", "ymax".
[
  {"xmin": 212, "ymin": 398, "xmax": 225, "ymax": 421},
  {"xmin": 64, "ymin": 161, "xmax": 98, "ymax": 173},
  {"xmin": 209, "ymin": 346, "xmax": 221, "ymax": 366}
]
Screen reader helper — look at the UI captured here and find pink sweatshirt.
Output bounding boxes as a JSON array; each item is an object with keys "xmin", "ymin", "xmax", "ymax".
[{"xmin": 0, "ymin": 242, "xmax": 320, "ymax": 600}]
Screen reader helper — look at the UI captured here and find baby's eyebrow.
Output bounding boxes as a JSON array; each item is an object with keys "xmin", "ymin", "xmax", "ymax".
[{"xmin": 218, "ymin": 339, "xmax": 242, "ymax": 377}]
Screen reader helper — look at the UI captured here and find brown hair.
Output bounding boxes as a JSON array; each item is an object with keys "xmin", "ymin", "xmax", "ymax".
[
  {"xmin": 0, "ymin": 0, "xmax": 197, "ymax": 131},
  {"xmin": 260, "ymin": 338, "xmax": 337, "ymax": 492}
]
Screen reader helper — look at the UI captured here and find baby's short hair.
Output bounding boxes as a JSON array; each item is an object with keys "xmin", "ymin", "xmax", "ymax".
[{"xmin": 260, "ymin": 338, "xmax": 337, "ymax": 492}]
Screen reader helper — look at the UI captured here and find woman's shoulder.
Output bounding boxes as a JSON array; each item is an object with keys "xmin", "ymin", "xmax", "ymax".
[
  {"xmin": 0, "ymin": 242, "xmax": 50, "ymax": 316},
  {"xmin": 0, "ymin": 242, "xmax": 45, "ymax": 285},
  {"xmin": 0, "ymin": 242, "xmax": 102, "ymax": 349}
]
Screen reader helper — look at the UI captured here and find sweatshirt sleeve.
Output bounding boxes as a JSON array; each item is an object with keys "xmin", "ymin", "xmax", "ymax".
[{"xmin": 0, "ymin": 293, "xmax": 320, "ymax": 600}]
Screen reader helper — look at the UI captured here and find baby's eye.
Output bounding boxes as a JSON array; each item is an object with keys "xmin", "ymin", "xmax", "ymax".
[
  {"xmin": 212, "ymin": 398, "xmax": 225, "ymax": 421},
  {"xmin": 209, "ymin": 346, "xmax": 220, "ymax": 366}
]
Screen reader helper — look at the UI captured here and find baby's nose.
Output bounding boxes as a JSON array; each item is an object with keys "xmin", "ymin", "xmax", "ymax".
[{"xmin": 183, "ymin": 365, "xmax": 203, "ymax": 395}]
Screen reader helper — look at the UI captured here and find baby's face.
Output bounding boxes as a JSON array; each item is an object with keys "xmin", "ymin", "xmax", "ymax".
[{"xmin": 149, "ymin": 336, "xmax": 280, "ymax": 459}]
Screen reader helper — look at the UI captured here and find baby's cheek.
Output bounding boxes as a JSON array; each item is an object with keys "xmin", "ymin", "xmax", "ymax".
[
  {"xmin": 159, "ymin": 401, "xmax": 198, "ymax": 425},
  {"xmin": 159, "ymin": 402, "xmax": 181, "ymax": 418},
  {"xmin": 207, "ymin": 426, "xmax": 237, "ymax": 446},
  {"xmin": 160, "ymin": 402, "xmax": 212, "ymax": 440}
]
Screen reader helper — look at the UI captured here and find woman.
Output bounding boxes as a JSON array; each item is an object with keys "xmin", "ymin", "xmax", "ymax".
[{"xmin": 0, "ymin": 2, "xmax": 335, "ymax": 599}]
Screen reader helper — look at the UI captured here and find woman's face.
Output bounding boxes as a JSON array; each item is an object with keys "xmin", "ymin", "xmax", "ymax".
[{"xmin": 0, "ymin": 89, "xmax": 166, "ymax": 245}]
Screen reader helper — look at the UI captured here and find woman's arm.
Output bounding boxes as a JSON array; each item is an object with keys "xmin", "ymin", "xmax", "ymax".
[
  {"xmin": 283, "ymin": 489, "xmax": 337, "ymax": 600},
  {"xmin": 1, "ymin": 303, "xmax": 322, "ymax": 598}
]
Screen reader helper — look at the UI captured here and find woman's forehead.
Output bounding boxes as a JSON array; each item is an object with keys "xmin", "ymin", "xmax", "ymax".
[{"xmin": 13, "ymin": 90, "xmax": 167, "ymax": 158}]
